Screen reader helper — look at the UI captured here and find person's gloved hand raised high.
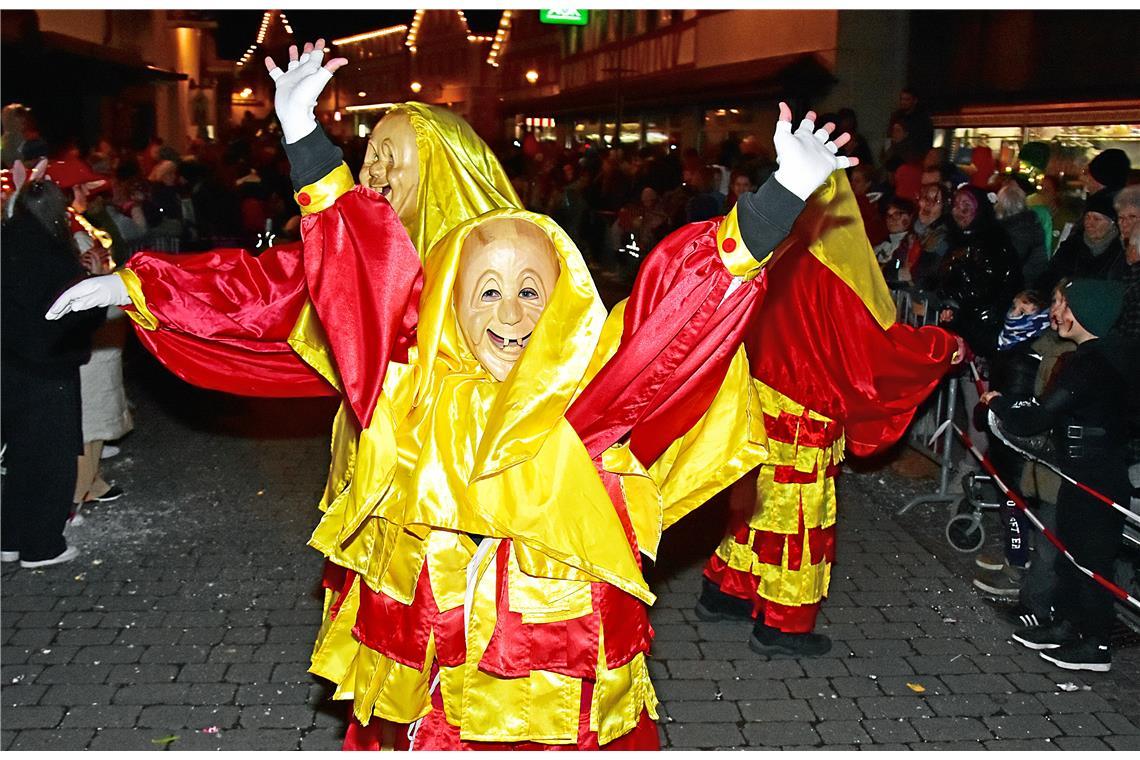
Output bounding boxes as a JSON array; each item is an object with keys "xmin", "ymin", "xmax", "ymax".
[
  {"xmin": 45, "ymin": 274, "xmax": 130, "ymax": 320},
  {"xmin": 264, "ymin": 38, "xmax": 348, "ymax": 144},
  {"xmin": 771, "ymin": 102, "xmax": 858, "ymax": 201}
]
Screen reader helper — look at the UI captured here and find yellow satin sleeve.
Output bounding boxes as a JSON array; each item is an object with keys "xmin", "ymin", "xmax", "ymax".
[{"xmin": 116, "ymin": 269, "xmax": 158, "ymax": 331}]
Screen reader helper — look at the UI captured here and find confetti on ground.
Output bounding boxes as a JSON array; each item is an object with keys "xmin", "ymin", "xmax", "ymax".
[
  {"xmin": 200, "ymin": 726, "xmax": 220, "ymax": 734},
  {"xmin": 1056, "ymin": 682, "xmax": 1079, "ymax": 692},
  {"xmin": 257, "ymin": 489, "xmax": 265, "ymax": 496},
  {"xmin": 151, "ymin": 735, "xmax": 180, "ymax": 745},
  {"xmin": 907, "ymin": 682, "xmax": 926, "ymax": 693}
]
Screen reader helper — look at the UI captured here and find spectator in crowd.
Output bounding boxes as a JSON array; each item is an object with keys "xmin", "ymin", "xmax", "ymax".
[
  {"xmin": 995, "ymin": 181, "xmax": 1048, "ymax": 286},
  {"xmin": 986, "ymin": 279, "xmax": 1130, "ymax": 672},
  {"xmin": 906, "ymin": 181, "xmax": 953, "ymax": 290},
  {"xmin": 890, "ymin": 86, "xmax": 934, "ymax": 158},
  {"xmin": 724, "ymin": 169, "xmax": 755, "ymax": 214},
  {"xmin": 875, "ymin": 196, "xmax": 918, "ymax": 282},
  {"xmin": 684, "ymin": 165, "xmax": 725, "ymax": 224},
  {"xmin": 967, "ymin": 145, "xmax": 997, "ymax": 191},
  {"xmin": 2, "ymin": 165, "xmax": 105, "ymax": 568},
  {"xmin": 1084, "ymin": 147, "xmax": 1131, "ymax": 201},
  {"xmin": 1, "ymin": 103, "xmax": 37, "ymax": 169},
  {"xmin": 972, "ymin": 289, "xmax": 1052, "ymax": 599},
  {"xmin": 935, "ymin": 185, "xmax": 1022, "ymax": 358},
  {"xmin": 1109, "ymin": 188, "xmax": 1140, "ymax": 508},
  {"xmin": 1036, "ymin": 190, "xmax": 1127, "ymax": 290}
]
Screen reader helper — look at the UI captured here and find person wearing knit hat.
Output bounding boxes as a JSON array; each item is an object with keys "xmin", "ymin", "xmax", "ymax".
[
  {"xmin": 1086, "ymin": 148, "xmax": 1131, "ymax": 194},
  {"xmin": 983, "ymin": 276, "xmax": 1131, "ymax": 671},
  {"xmin": 1035, "ymin": 186, "xmax": 1127, "ymax": 290}
]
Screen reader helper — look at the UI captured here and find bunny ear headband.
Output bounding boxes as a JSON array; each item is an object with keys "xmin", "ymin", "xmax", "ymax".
[{"xmin": 4, "ymin": 158, "xmax": 48, "ymax": 218}]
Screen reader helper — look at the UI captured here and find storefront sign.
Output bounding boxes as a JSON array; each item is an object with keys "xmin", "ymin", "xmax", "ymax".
[{"xmin": 539, "ymin": 9, "xmax": 589, "ymax": 26}]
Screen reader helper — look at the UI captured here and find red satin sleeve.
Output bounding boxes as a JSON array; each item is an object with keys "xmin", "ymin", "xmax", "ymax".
[
  {"xmin": 128, "ymin": 243, "xmax": 335, "ymax": 398},
  {"xmin": 567, "ymin": 219, "xmax": 764, "ymax": 465},
  {"xmin": 298, "ymin": 186, "xmax": 422, "ymax": 429},
  {"xmin": 746, "ymin": 246, "xmax": 956, "ymax": 457}
]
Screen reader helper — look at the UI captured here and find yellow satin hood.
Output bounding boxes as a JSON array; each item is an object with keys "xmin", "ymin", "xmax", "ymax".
[{"xmin": 393, "ymin": 102, "xmax": 522, "ymax": 258}]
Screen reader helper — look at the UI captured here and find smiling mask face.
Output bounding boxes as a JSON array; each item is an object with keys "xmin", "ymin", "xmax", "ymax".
[
  {"xmin": 454, "ymin": 219, "xmax": 560, "ymax": 381},
  {"xmin": 360, "ymin": 111, "xmax": 420, "ymax": 227}
]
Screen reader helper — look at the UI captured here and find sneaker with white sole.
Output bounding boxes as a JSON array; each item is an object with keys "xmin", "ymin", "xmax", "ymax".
[
  {"xmin": 973, "ymin": 564, "xmax": 1024, "ymax": 598},
  {"xmin": 1, "ymin": 550, "xmax": 20, "ymax": 563},
  {"xmin": 974, "ymin": 552, "xmax": 1006, "ymax": 571},
  {"xmin": 20, "ymin": 545, "xmax": 79, "ymax": 569},
  {"xmin": 1040, "ymin": 639, "xmax": 1111, "ymax": 672},
  {"xmin": 1011, "ymin": 619, "xmax": 1078, "ymax": 650}
]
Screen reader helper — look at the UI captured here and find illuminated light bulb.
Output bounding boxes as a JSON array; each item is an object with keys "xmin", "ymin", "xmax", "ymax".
[
  {"xmin": 410, "ymin": 81, "xmax": 422, "ymax": 93},
  {"xmin": 525, "ymin": 70, "xmax": 539, "ymax": 84}
]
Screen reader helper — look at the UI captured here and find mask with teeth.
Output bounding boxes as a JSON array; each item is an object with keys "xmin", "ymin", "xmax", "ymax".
[
  {"xmin": 455, "ymin": 218, "xmax": 560, "ymax": 381},
  {"xmin": 359, "ymin": 111, "xmax": 420, "ymax": 227}
]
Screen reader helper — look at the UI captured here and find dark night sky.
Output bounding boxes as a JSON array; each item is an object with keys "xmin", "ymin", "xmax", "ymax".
[{"xmin": 209, "ymin": 9, "xmax": 505, "ymax": 61}]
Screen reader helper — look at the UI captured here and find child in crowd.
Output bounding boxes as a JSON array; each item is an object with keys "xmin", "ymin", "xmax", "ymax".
[{"xmin": 984, "ymin": 279, "xmax": 1130, "ymax": 672}]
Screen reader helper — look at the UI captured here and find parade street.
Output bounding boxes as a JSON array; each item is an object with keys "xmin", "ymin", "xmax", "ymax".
[{"xmin": 3, "ymin": 350, "xmax": 1140, "ymax": 752}]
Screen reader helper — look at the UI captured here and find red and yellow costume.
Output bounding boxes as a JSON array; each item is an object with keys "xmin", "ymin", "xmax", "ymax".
[
  {"xmin": 704, "ymin": 179, "xmax": 955, "ymax": 634},
  {"xmin": 112, "ymin": 105, "xmax": 953, "ymax": 748}
]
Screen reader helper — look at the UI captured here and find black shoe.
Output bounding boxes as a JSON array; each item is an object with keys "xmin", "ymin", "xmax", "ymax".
[
  {"xmin": 748, "ymin": 622, "xmax": 831, "ymax": 657},
  {"xmin": 1011, "ymin": 619, "xmax": 1078, "ymax": 651},
  {"xmin": 694, "ymin": 579, "xmax": 754, "ymax": 622},
  {"xmin": 999, "ymin": 604, "xmax": 1048, "ymax": 629},
  {"xmin": 86, "ymin": 485, "xmax": 124, "ymax": 504},
  {"xmin": 1040, "ymin": 638, "xmax": 1111, "ymax": 672}
]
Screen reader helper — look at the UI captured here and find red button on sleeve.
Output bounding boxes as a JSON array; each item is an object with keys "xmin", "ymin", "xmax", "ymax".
[
  {"xmin": 722, "ymin": 237, "xmax": 737, "ymax": 253},
  {"xmin": 297, "ymin": 192, "xmax": 311, "ymax": 206}
]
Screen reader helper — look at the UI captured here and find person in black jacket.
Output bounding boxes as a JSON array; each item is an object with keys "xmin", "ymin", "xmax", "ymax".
[
  {"xmin": 934, "ymin": 185, "xmax": 1023, "ymax": 359},
  {"xmin": 1, "ymin": 176, "xmax": 105, "ymax": 568},
  {"xmin": 983, "ymin": 278, "xmax": 1130, "ymax": 672},
  {"xmin": 1035, "ymin": 190, "xmax": 1127, "ymax": 292}
]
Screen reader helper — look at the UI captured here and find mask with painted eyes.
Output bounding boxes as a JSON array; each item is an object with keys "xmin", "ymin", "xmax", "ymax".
[
  {"xmin": 359, "ymin": 111, "xmax": 420, "ymax": 227},
  {"xmin": 454, "ymin": 218, "xmax": 560, "ymax": 381}
]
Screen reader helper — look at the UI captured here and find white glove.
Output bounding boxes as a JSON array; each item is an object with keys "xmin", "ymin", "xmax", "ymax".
[
  {"xmin": 264, "ymin": 38, "xmax": 347, "ymax": 144},
  {"xmin": 771, "ymin": 102, "xmax": 857, "ymax": 201},
  {"xmin": 45, "ymin": 274, "xmax": 130, "ymax": 320}
]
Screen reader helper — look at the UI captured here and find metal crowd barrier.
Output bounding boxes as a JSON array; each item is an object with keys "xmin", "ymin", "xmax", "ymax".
[{"xmin": 891, "ymin": 284, "xmax": 962, "ymax": 516}]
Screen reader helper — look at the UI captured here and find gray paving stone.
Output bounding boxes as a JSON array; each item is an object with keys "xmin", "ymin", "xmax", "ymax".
[
  {"xmin": 808, "ymin": 696, "xmax": 863, "ymax": 721},
  {"xmin": 801, "ymin": 658, "xmax": 849, "ymax": 677},
  {"xmin": 873, "ymin": 675, "xmax": 948, "ymax": 696},
  {"xmin": 940, "ymin": 672, "xmax": 1016, "ymax": 695},
  {"xmin": 983, "ymin": 738, "xmax": 1060, "ymax": 750},
  {"xmin": 188, "ymin": 683, "xmax": 237, "ymax": 704},
  {"xmin": 741, "ymin": 720, "xmax": 821, "ymax": 747},
  {"xmin": 863, "ymin": 718, "xmax": 921, "ymax": 744},
  {"xmin": 301, "ymin": 728, "xmax": 346, "ymax": 750},
  {"xmin": 845, "ymin": 656, "xmax": 917, "ymax": 677},
  {"xmin": 983, "ymin": 714, "xmax": 1061, "ymax": 739},
  {"xmin": 909, "ymin": 716, "xmax": 993, "ymax": 742},
  {"xmin": 238, "ymin": 704, "xmax": 316, "ymax": 730},
  {"xmin": 115, "ymin": 628, "xmax": 183, "ymax": 646},
  {"xmin": 1035, "ymin": 689, "xmax": 1113, "ymax": 714},
  {"xmin": 89, "ymin": 727, "xmax": 171, "ymax": 750},
  {"xmin": 663, "ymin": 699, "xmax": 739, "ymax": 723},
  {"xmin": 663, "ymin": 659, "xmax": 736, "ymax": 680},
  {"xmin": 54, "ymin": 628, "xmax": 118, "ymax": 646},
  {"xmin": 138, "ymin": 645, "xmax": 209, "ymax": 664},
  {"xmin": 178, "ymin": 627, "xmax": 227, "ymax": 646},
  {"xmin": 8, "ymin": 728, "xmax": 96, "ymax": 750},
  {"xmin": 60, "ymin": 704, "xmax": 143, "ymax": 728},
  {"xmin": 176, "ymin": 663, "xmax": 228, "ymax": 682},
  {"xmin": 271, "ymin": 662, "xmax": 315, "ymax": 683},
  {"xmin": 815, "ymin": 720, "xmax": 872, "ymax": 745},
  {"xmin": 8, "ymin": 629, "xmax": 57, "ymax": 648},
  {"xmin": 664, "ymin": 722, "xmax": 745, "ymax": 749},
  {"xmin": 27, "ymin": 646, "xmax": 78, "ymax": 664},
  {"xmin": 784, "ymin": 677, "xmax": 836, "ymax": 700},
  {"xmin": 653, "ymin": 678, "xmax": 720, "ymax": 702},
  {"xmin": 924, "ymin": 693, "xmax": 1001, "ymax": 717},
  {"xmin": 905, "ymin": 654, "xmax": 982, "ymax": 674},
  {"xmin": 1107, "ymin": 735, "xmax": 1140, "ymax": 751},
  {"xmin": 1098, "ymin": 711, "xmax": 1140, "ymax": 734},
  {"xmin": 35, "ymin": 664, "xmax": 112, "ymax": 684},
  {"xmin": 830, "ymin": 675, "xmax": 886, "ymax": 698},
  {"xmin": 236, "ymin": 682, "xmax": 315, "ymax": 705},
  {"xmin": 650, "ymin": 639, "xmax": 700, "ymax": 659},
  {"xmin": 108, "ymin": 664, "xmax": 179, "ymax": 683},
  {"xmin": 1052, "ymin": 736, "xmax": 1110, "ymax": 750},
  {"xmin": 1, "ymin": 705, "xmax": 64, "ymax": 730},
  {"xmin": 990, "ymin": 693, "xmax": 1046, "ymax": 714},
  {"xmin": 729, "ymin": 658, "xmax": 805, "ymax": 680},
  {"xmin": 74, "ymin": 644, "xmax": 143, "ymax": 665},
  {"xmin": 1044, "ymin": 712, "xmax": 1103, "ymax": 736},
  {"xmin": 737, "ymin": 698, "xmax": 813, "ymax": 722},
  {"xmin": 113, "ymin": 683, "xmax": 198, "ymax": 705},
  {"xmin": 856, "ymin": 695, "xmax": 934, "ymax": 720}
]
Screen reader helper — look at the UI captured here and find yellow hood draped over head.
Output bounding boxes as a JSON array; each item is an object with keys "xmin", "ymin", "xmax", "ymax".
[{"xmin": 395, "ymin": 102, "xmax": 521, "ymax": 259}]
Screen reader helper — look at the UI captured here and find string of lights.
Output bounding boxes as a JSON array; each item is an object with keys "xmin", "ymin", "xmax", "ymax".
[{"xmin": 236, "ymin": 10, "xmax": 293, "ymax": 68}]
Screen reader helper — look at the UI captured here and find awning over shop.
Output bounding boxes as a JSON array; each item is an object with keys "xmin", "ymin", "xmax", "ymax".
[
  {"xmin": 501, "ymin": 52, "xmax": 834, "ymax": 116},
  {"xmin": 932, "ymin": 100, "xmax": 1140, "ymax": 129}
]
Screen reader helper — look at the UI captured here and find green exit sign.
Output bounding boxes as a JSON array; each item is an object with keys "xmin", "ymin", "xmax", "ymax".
[{"xmin": 539, "ymin": 9, "xmax": 589, "ymax": 25}]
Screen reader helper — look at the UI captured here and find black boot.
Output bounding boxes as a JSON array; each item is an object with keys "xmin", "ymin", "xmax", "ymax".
[
  {"xmin": 694, "ymin": 578, "xmax": 754, "ymax": 622},
  {"xmin": 748, "ymin": 621, "xmax": 831, "ymax": 657}
]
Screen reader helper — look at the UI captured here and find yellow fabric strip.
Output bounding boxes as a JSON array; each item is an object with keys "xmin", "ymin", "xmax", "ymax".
[
  {"xmin": 715, "ymin": 205, "xmax": 766, "ymax": 279},
  {"xmin": 295, "ymin": 163, "xmax": 356, "ymax": 215},
  {"xmin": 117, "ymin": 269, "xmax": 158, "ymax": 331}
]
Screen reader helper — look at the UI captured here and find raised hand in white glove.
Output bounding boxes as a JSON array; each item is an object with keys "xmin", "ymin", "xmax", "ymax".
[
  {"xmin": 264, "ymin": 38, "xmax": 348, "ymax": 144},
  {"xmin": 771, "ymin": 102, "xmax": 859, "ymax": 201},
  {"xmin": 45, "ymin": 274, "xmax": 130, "ymax": 320}
]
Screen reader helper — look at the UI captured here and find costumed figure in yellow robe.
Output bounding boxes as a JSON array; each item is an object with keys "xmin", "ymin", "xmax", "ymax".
[{"xmin": 48, "ymin": 40, "xmax": 957, "ymax": 749}]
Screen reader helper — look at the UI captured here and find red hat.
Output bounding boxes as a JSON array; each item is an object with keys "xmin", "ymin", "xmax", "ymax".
[{"xmin": 45, "ymin": 159, "xmax": 110, "ymax": 194}]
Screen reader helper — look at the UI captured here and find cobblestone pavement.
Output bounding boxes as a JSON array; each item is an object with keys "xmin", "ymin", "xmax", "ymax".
[{"xmin": 3, "ymin": 350, "xmax": 1140, "ymax": 751}]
